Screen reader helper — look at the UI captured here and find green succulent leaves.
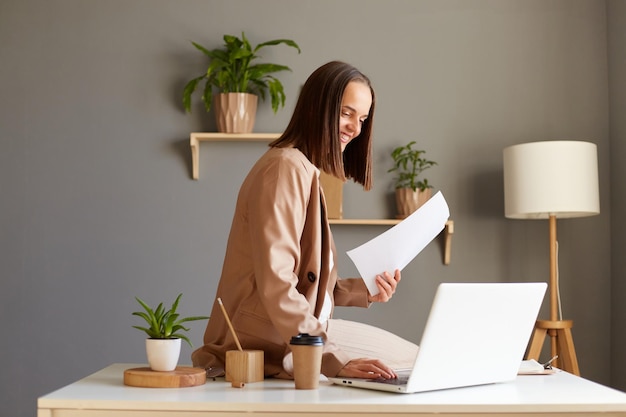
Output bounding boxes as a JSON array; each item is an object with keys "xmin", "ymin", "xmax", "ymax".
[{"xmin": 132, "ymin": 293, "xmax": 209, "ymax": 347}]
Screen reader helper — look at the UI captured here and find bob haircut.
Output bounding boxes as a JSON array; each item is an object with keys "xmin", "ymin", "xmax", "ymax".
[{"xmin": 269, "ymin": 61, "xmax": 375, "ymax": 190}]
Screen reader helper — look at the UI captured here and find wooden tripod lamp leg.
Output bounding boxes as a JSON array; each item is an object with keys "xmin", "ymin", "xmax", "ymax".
[
  {"xmin": 556, "ymin": 324, "xmax": 580, "ymax": 375},
  {"xmin": 526, "ymin": 320, "xmax": 580, "ymax": 376},
  {"xmin": 526, "ymin": 324, "xmax": 547, "ymax": 361},
  {"xmin": 525, "ymin": 216, "xmax": 580, "ymax": 376}
]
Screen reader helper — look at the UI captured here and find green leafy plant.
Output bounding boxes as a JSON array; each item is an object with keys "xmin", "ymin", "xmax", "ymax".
[
  {"xmin": 182, "ymin": 32, "xmax": 301, "ymax": 114},
  {"xmin": 388, "ymin": 141, "xmax": 437, "ymax": 191},
  {"xmin": 132, "ymin": 293, "xmax": 209, "ymax": 347}
]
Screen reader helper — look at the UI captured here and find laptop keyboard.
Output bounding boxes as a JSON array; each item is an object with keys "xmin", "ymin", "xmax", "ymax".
[{"xmin": 366, "ymin": 376, "xmax": 409, "ymax": 385}]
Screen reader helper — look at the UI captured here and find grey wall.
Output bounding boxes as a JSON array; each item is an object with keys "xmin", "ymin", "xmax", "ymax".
[
  {"xmin": 0, "ymin": 1, "xmax": 620, "ymax": 416},
  {"xmin": 608, "ymin": 0, "xmax": 626, "ymax": 391}
]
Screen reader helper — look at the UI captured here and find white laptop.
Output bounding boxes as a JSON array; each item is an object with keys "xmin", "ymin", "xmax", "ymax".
[{"xmin": 328, "ymin": 282, "xmax": 547, "ymax": 393}]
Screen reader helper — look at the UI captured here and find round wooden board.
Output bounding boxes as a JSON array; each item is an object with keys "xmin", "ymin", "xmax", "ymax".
[{"xmin": 124, "ymin": 366, "xmax": 206, "ymax": 388}]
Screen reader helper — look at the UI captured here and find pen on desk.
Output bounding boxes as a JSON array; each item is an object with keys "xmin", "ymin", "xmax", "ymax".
[
  {"xmin": 543, "ymin": 355, "xmax": 558, "ymax": 369},
  {"xmin": 217, "ymin": 297, "xmax": 243, "ymax": 352}
]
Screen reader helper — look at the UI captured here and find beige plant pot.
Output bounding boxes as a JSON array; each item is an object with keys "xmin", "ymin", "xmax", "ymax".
[
  {"xmin": 320, "ymin": 171, "xmax": 344, "ymax": 219},
  {"xmin": 213, "ymin": 92, "xmax": 258, "ymax": 133},
  {"xmin": 146, "ymin": 338, "xmax": 181, "ymax": 372},
  {"xmin": 395, "ymin": 187, "xmax": 432, "ymax": 219}
]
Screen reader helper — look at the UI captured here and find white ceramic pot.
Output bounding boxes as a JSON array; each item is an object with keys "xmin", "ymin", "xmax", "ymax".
[{"xmin": 146, "ymin": 338, "xmax": 181, "ymax": 371}]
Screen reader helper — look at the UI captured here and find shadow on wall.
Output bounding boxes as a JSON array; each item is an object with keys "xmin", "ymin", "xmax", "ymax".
[{"xmin": 169, "ymin": 138, "xmax": 193, "ymax": 179}]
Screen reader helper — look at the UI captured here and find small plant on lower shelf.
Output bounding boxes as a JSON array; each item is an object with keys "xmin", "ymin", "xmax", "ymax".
[
  {"xmin": 388, "ymin": 141, "xmax": 437, "ymax": 192},
  {"xmin": 132, "ymin": 293, "xmax": 209, "ymax": 347},
  {"xmin": 388, "ymin": 141, "xmax": 438, "ymax": 218}
]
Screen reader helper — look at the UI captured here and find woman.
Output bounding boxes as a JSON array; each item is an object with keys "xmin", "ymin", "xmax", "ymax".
[{"xmin": 192, "ymin": 61, "xmax": 417, "ymax": 380}]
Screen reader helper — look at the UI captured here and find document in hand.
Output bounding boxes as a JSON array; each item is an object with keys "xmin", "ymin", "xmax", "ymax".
[{"xmin": 346, "ymin": 191, "xmax": 450, "ymax": 296}]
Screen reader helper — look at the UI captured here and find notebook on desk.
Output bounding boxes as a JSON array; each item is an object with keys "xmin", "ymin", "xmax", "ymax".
[{"xmin": 328, "ymin": 282, "xmax": 547, "ymax": 394}]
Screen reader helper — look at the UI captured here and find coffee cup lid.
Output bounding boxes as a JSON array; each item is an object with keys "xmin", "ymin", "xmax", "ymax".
[{"xmin": 290, "ymin": 333, "xmax": 324, "ymax": 346}]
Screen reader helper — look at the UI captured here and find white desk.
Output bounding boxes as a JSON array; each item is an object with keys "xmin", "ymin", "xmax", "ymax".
[{"xmin": 38, "ymin": 363, "xmax": 626, "ymax": 416}]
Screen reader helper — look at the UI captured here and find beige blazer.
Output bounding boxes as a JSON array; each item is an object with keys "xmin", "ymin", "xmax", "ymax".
[{"xmin": 191, "ymin": 147, "xmax": 370, "ymax": 378}]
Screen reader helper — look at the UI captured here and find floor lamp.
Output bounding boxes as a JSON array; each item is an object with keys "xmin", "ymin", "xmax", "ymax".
[{"xmin": 503, "ymin": 141, "xmax": 600, "ymax": 376}]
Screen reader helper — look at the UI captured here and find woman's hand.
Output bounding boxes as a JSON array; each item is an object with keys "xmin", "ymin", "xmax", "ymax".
[
  {"xmin": 367, "ymin": 269, "xmax": 401, "ymax": 303},
  {"xmin": 337, "ymin": 358, "xmax": 397, "ymax": 379}
]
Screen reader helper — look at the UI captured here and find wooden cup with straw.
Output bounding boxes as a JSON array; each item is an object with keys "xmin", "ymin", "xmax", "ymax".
[{"xmin": 218, "ymin": 298, "xmax": 264, "ymax": 387}]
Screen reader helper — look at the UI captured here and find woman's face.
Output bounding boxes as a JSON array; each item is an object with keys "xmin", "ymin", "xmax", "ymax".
[{"xmin": 339, "ymin": 81, "xmax": 372, "ymax": 152}]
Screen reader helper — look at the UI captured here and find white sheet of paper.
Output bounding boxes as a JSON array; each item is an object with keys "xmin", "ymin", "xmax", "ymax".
[{"xmin": 346, "ymin": 191, "xmax": 450, "ymax": 296}]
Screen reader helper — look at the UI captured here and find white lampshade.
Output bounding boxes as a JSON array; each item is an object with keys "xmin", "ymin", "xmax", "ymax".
[{"xmin": 503, "ymin": 141, "xmax": 600, "ymax": 219}]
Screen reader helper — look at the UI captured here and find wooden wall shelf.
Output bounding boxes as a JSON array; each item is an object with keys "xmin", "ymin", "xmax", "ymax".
[
  {"xmin": 330, "ymin": 219, "xmax": 454, "ymax": 265},
  {"xmin": 189, "ymin": 132, "xmax": 453, "ymax": 264},
  {"xmin": 190, "ymin": 132, "xmax": 280, "ymax": 180},
  {"xmin": 328, "ymin": 219, "xmax": 402, "ymax": 226}
]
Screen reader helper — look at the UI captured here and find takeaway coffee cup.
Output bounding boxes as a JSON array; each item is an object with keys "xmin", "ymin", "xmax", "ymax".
[{"xmin": 290, "ymin": 333, "xmax": 324, "ymax": 389}]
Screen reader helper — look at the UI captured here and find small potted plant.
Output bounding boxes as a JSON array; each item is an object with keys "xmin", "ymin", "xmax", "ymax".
[
  {"xmin": 132, "ymin": 293, "xmax": 209, "ymax": 371},
  {"xmin": 182, "ymin": 31, "xmax": 300, "ymax": 133},
  {"xmin": 388, "ymin": 141, "xmax": 437, "ymax": 219}
]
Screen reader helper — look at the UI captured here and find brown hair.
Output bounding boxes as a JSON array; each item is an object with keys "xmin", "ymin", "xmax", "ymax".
[{"xmin": 270, "ymin": 61, "xmax": 375, "ymax": 190}]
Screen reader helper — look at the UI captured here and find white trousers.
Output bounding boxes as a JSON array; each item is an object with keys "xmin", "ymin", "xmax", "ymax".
[{"xmin": 326, "ymin": 319, "xmax": 419, "ymax": 370}]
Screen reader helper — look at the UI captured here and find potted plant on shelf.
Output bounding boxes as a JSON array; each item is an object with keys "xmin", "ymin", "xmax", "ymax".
[
  {"xmin": 388, "ymin": 141, "xmax": 437, "ymax": 219},
  {"xmin": 182, "ymin": 31, "xmax": 301, "ymax": 133},
  {"xmin": 132, "ymin": 293, "xmax": 209, "ymax": 371}
]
